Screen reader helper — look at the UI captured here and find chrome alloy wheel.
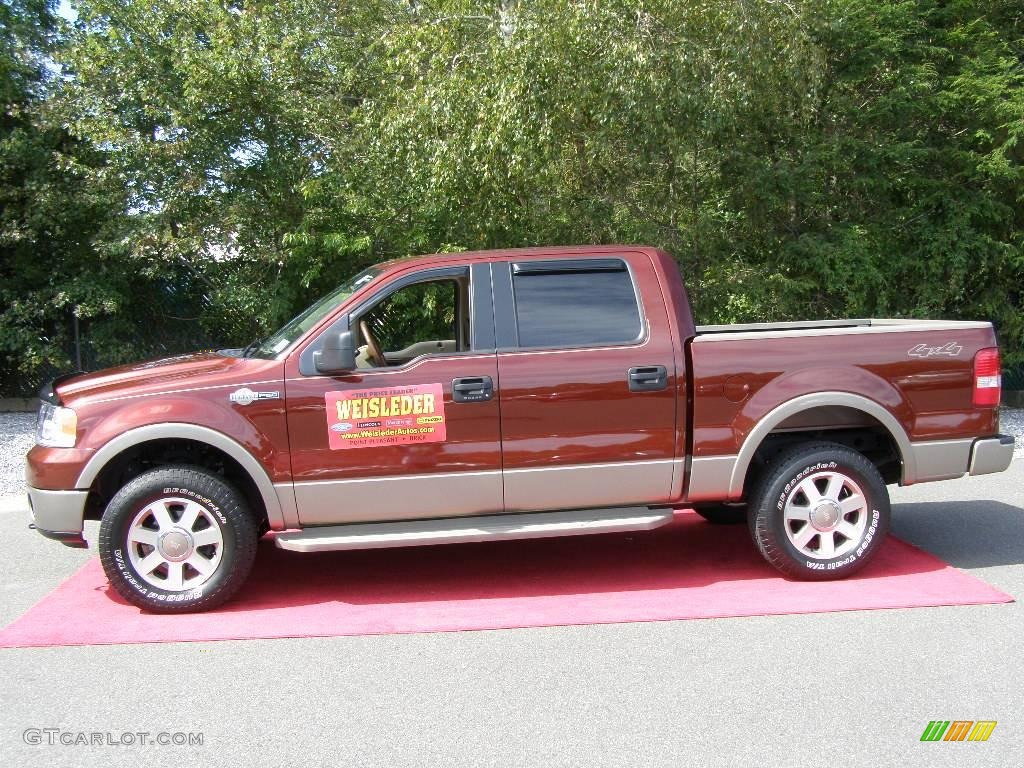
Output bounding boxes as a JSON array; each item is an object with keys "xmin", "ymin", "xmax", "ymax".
[
  {"xmin": 783, "ymin": 471, "xmax": 869, "ymax": 560},
  {"xmin": 126, "ymin": 497, "xmax": 224, "ymax": 591}
]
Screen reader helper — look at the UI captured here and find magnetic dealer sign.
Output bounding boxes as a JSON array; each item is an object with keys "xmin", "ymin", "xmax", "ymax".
[{"xmin": 325, "ymin": 383, "xmax": 447, "ymax": 450}]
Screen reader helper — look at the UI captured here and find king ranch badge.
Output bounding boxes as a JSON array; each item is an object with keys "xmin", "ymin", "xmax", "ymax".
[{"xmin": 325, "ymin": 383, "xmax": 447, "ymax": 450}]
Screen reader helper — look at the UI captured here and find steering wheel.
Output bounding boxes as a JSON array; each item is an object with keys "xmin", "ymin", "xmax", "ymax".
[{"xmin": 358, "ymin": 319, "xmax": 387, "ymax": 367}]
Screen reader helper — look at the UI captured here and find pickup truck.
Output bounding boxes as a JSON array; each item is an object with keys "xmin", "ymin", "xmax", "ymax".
[{"xmin": 26, "ymin": 245, "xmax": 1015, "ymax": 612}]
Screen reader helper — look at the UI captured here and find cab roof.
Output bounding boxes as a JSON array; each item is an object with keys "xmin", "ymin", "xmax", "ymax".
[{"xmin": 374, "ymin": 244, "xmax": 661, "ymax": 274}]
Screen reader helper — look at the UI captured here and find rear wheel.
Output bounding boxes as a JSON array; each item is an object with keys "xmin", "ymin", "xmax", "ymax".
[
  {"xmin": 98, "ymin": 466, "xmax": 259, "ymax": 613},
  {"xmin": 748, "ymin": 442, "xmax": 890, "ymax": 580}
]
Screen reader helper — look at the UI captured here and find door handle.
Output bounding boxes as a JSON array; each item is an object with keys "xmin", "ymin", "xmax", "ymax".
[
  {"xmin": 452, "ymin": 376, "xmax": 494, "ymax": 403},
  {"xmin": 628, "ymin": 365, "xmax": 668, "ymax": 392}
]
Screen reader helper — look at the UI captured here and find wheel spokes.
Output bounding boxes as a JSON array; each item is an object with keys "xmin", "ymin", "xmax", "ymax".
[
  {"xmin": 817, "ymin": 531, "xmax": 836, "ymax": 557},
  {"xmin": 782, "ymin": 470, "xmax": 870, "ymax": 560},
  {"xmin": 823, "ymin": 474, "xmax": 845, "ymax": 502},
  {"xmin": 149, "ymin": 502, "xmax": 175, "ymax": 532},
  {"xmin": 164, "ymin": 561, "xmax": 184, "ymax": 590},
  {"xmin": 136, "ymin": 550, "xmax": 164, "ymax": 576},
  {"xmin": 797, "ymin": 478, "xmax": 821, "ymax": 505},
  {"xmin": 128, "ymin": 527, "xmax": 159, "ymax": 547},
  {"xmin": 785, "ymin": 503, "xmax": 811, "ymax": 522},
  {"xmin": 186, "ymin": 553, "xmax": 216, "ymax": 577},
  {"xmin": 839, "ymin": 494, "xmax": 865, "ymax": 515},
  {"xmin": 836, "ymin": 520, "xmax": 862, "ymax": 540},
  {"xmin": 191, "ymin": 527, "xmax": 221, "ymax": 547},
  {"xmin": 792, "ymin": 523, "xmax": 818, "ymax": 549},
  {"xmin": 127, "ymin": 496, "xmax": 224, "ymax": 593},
  {"xmin": 177, "ymin": 501, "xmax": 202, "ymax": 531}
]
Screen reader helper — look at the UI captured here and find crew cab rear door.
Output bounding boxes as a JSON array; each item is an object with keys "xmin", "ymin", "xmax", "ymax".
[
  {"xmin": 284, "ymin": 261, "xmax": 503, "ymax": 525},
  {"xmin": 493, "ymin": 252, "xmax": 679, "ymax": 512}
]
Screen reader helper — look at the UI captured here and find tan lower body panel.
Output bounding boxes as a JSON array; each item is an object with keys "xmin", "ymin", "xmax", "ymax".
[
  {"xmin": 502, "ymin": 459, "xmax": 676, "ymax": 513},
  {"xmin": 907, "ymin": 439, "xmax": 974, "ymax": 483},
  {"xmin": 283, "ymin": 470, "xmax": 503, "ymax": 526},
  {"xmin": 284, "ymin": 459, "xmax": 678, "ymax": 525}
]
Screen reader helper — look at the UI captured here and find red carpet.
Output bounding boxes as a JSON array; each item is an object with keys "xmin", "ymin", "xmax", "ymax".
[{"xmin": 0, "ymin": 511, "xmax": 1012, "ymax": 648}]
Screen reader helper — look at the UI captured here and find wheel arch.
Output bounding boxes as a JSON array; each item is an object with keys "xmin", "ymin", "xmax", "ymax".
[
  {"xmin": 77, "ymin": 423, "xmax": 293, "ymax": 530},
  {"xmin": 729, "ymin": 392, "xmax": 915, "ymax": 499}
]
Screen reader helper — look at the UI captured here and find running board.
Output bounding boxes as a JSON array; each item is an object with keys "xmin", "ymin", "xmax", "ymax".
[{"xmin": 274, "ymin": 507, "xmax": 674, "ymax": 553}]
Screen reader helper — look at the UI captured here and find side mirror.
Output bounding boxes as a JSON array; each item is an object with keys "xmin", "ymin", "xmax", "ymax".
[{"xmin": 314, "ymin": 330, "xmax": 356, "ymax": 374}]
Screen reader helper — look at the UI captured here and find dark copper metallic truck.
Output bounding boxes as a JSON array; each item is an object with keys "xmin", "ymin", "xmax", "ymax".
[{"xmin": 26, "ymin": 246, "xmax": 1015, "ymax": 612}]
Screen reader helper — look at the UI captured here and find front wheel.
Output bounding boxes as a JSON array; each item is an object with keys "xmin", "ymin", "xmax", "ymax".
[
  {"xmin": 98, "ymin": 466, "xmax": 259, "ymax": 613},
  {"xmin": 748, "ymin": 442, "xmax": 890, "ymax": 580}
]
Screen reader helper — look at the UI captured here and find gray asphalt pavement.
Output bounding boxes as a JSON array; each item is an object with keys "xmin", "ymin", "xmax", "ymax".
[{"xmin": 0, "ymin": 461, "xmax": 1021, "ymax": 767}]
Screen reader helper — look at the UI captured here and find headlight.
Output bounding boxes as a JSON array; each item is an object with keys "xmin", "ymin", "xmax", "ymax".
[{"xmin": 36, "ymin": 403, "xmax": 78, "ymax": 448}]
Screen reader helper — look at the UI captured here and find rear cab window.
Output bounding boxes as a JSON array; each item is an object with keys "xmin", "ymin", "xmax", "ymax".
[{"xmin": 510, "ymin": 258, "xmax": 643, "ymax": 349}]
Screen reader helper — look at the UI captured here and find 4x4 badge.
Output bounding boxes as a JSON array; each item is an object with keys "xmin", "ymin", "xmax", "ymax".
[
  {"xmin": 908, "ymin": 341, "xmax": 963, "ymax": 358},
  {"xmin": 229, "ymin": 387, "xmax": 280, "ymax": 406}
]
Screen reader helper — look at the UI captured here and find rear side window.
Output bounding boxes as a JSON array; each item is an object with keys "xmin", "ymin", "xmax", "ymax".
[{"xmin": 511, "ymin": 259, "xmax": 642, "ymax": 348}]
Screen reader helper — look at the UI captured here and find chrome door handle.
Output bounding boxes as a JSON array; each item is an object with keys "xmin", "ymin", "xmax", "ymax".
[
  {"xmin": 628, "ymin": 366, "xmax": 668, "ymax": 392},
  {"xmin": 452, "ymin": 376, "xmax": 494, "ymax": 402}
]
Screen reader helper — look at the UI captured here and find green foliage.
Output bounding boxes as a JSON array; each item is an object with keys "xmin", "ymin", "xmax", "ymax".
[
  {"xmin": 364, "ymin": 279, "xmax": 457, "ymax": 353},
  {"xmin": 1, "ymin": 0, "xmax": 1023, "ymax": 395},
  {"xmin": 0, "ymin": 0, "xmax": 225, "ymax": 394}
]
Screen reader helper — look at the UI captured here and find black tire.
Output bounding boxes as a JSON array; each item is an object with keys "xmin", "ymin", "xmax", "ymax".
[
  {"xmin": 693, "ymin": 504, "xmax": 748, "ymax": 525},
  {"xmin": 748, "ymin": 442, "xmax": 890, "ymax": 580},
  {"xmin": 98, "ymin": 465, "xmax": 259, "ymax": 613}
]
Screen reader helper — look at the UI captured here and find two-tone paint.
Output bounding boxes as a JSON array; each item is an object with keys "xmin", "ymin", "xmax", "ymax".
[{"xmin": 25, "ymin": 245, "xmax": 1014, "ymax": 547}]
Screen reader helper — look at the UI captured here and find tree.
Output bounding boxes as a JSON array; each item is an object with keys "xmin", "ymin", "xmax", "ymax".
[
  {"xmin": 0, "ymin": 0, "xmax": 119, "ymax": 392},
  {"xmin": 3, "ymin": 0, "xmax": 1020, "ymax": 396}
]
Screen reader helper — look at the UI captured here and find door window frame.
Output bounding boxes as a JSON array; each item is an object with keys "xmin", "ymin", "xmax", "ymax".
[
  {"xmin": 297, "ymin": 262, "xmax": 495, "ymax": 376},
  {"xmin": 492, "ymin": 258, "xmax": 648, "ymax": 352}
]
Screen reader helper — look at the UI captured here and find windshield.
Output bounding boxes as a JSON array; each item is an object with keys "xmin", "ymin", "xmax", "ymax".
[{"xmin": 249, "ymin": 266, "xmax": 382, "ymax": 358}]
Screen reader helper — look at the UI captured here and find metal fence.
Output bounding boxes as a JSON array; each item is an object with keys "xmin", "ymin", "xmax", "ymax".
[{"xmin": 1004, "ymin": 363, "xmax": 1024, "ymax": 392}]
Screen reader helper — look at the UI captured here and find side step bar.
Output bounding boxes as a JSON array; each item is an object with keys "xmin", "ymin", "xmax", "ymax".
[{"xmin": 275, "ymin": 507, "xmax": 674, "ymax": 553}]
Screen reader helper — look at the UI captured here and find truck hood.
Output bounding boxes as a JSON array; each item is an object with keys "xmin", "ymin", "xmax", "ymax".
[{"xmin": 54, "ymin": 351, "xmax": 276, "ymax": 405}]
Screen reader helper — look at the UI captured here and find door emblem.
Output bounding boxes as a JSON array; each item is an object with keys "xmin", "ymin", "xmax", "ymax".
[{"xmin": 229, "ymin": 387, "xmax": 281, "ymax": 406}]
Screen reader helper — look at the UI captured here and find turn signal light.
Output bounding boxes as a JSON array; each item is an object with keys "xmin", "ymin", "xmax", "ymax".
[{"xmin": 973, "ymin": 347, "xmax": 1001, "ymax": 407}]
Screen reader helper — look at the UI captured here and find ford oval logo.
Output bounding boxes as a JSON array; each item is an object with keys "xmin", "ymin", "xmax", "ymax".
[{"xmin": 331, "ymin": 422, "xmax": 354, "ymax": 433}]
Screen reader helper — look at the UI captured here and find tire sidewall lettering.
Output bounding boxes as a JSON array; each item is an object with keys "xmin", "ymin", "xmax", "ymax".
[
  {"xmin": 99, "ymin": 468, "xmax": 254, "ymax": 612},
  {"xmin": 855, "ymin": 509, "xmax": 881, "ymax": 558},
  {"xmin": 161, "ymin": 486, "xmax": 228, "ymax": 525},
  {"xmin": 116, "ymin": 487, "xmax": 233, "ymax": 598},
  {"xmin": 774, "ymin": 460, "xmax": 885, "ymax": 574},
  {"xmin": 113, "ymin": 548, "xmax": 149, "ymax": 595},
  {"xmin": 777, "ymin": 461, "xmax": 838, "ymax": 511}
]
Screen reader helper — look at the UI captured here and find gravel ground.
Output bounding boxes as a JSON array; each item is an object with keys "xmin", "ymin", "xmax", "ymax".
[
  {"xmin": 0, "ymin": 407, "xmax": 1021, "ymax": 497},
  {"xmin": 1000, "ymin": 405, "xmax": 1024, "ymax": 456},
  {"xmin": 0, "ymin": 412, "xmax": 34, "ymax": 495}
]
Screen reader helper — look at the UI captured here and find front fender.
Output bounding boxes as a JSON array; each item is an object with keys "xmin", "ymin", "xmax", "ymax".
[{"xmin": 76, "ymin": 420, "xmax": 292, "ymax": 530}]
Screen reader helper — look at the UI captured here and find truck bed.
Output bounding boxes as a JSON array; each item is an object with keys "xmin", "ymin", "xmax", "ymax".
[
  {"xmin": 695, "ymin": 318, "xmax": 991, "ymax": 337},
  {"xmin": 684, "ymin": 316, "xmax": 1000, "ymax": 503}
]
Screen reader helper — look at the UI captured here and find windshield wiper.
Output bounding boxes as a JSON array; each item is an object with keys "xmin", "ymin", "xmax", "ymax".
[{"xmin": 241, "ymin": 338, "xmax": 263, "ymax": 358}]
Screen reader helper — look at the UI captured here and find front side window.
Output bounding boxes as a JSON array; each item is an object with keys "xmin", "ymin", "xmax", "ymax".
[
  {"xmin": 512, "ymin": 260, "xmax": 642, "ymax": 348},
  {"xmin": 354, "ymin": 277, "xmax": 467, "ymax": 367}
]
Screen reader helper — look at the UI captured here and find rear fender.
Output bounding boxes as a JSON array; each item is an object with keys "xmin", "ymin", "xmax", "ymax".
[{"xmin": 728, "ymin": 367, "xmax": 915, "ymax": 498}]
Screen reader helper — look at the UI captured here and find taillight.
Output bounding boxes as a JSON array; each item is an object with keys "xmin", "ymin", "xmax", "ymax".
[{"xmin": 973, "ymin": 347, "xmax": 1001, "ymax": 407}]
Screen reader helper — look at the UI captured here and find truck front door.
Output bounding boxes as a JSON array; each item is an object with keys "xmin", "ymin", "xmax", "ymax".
[{"xmin": 284, "ymin": 262, "xmax": 503, "ymax": 525}]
